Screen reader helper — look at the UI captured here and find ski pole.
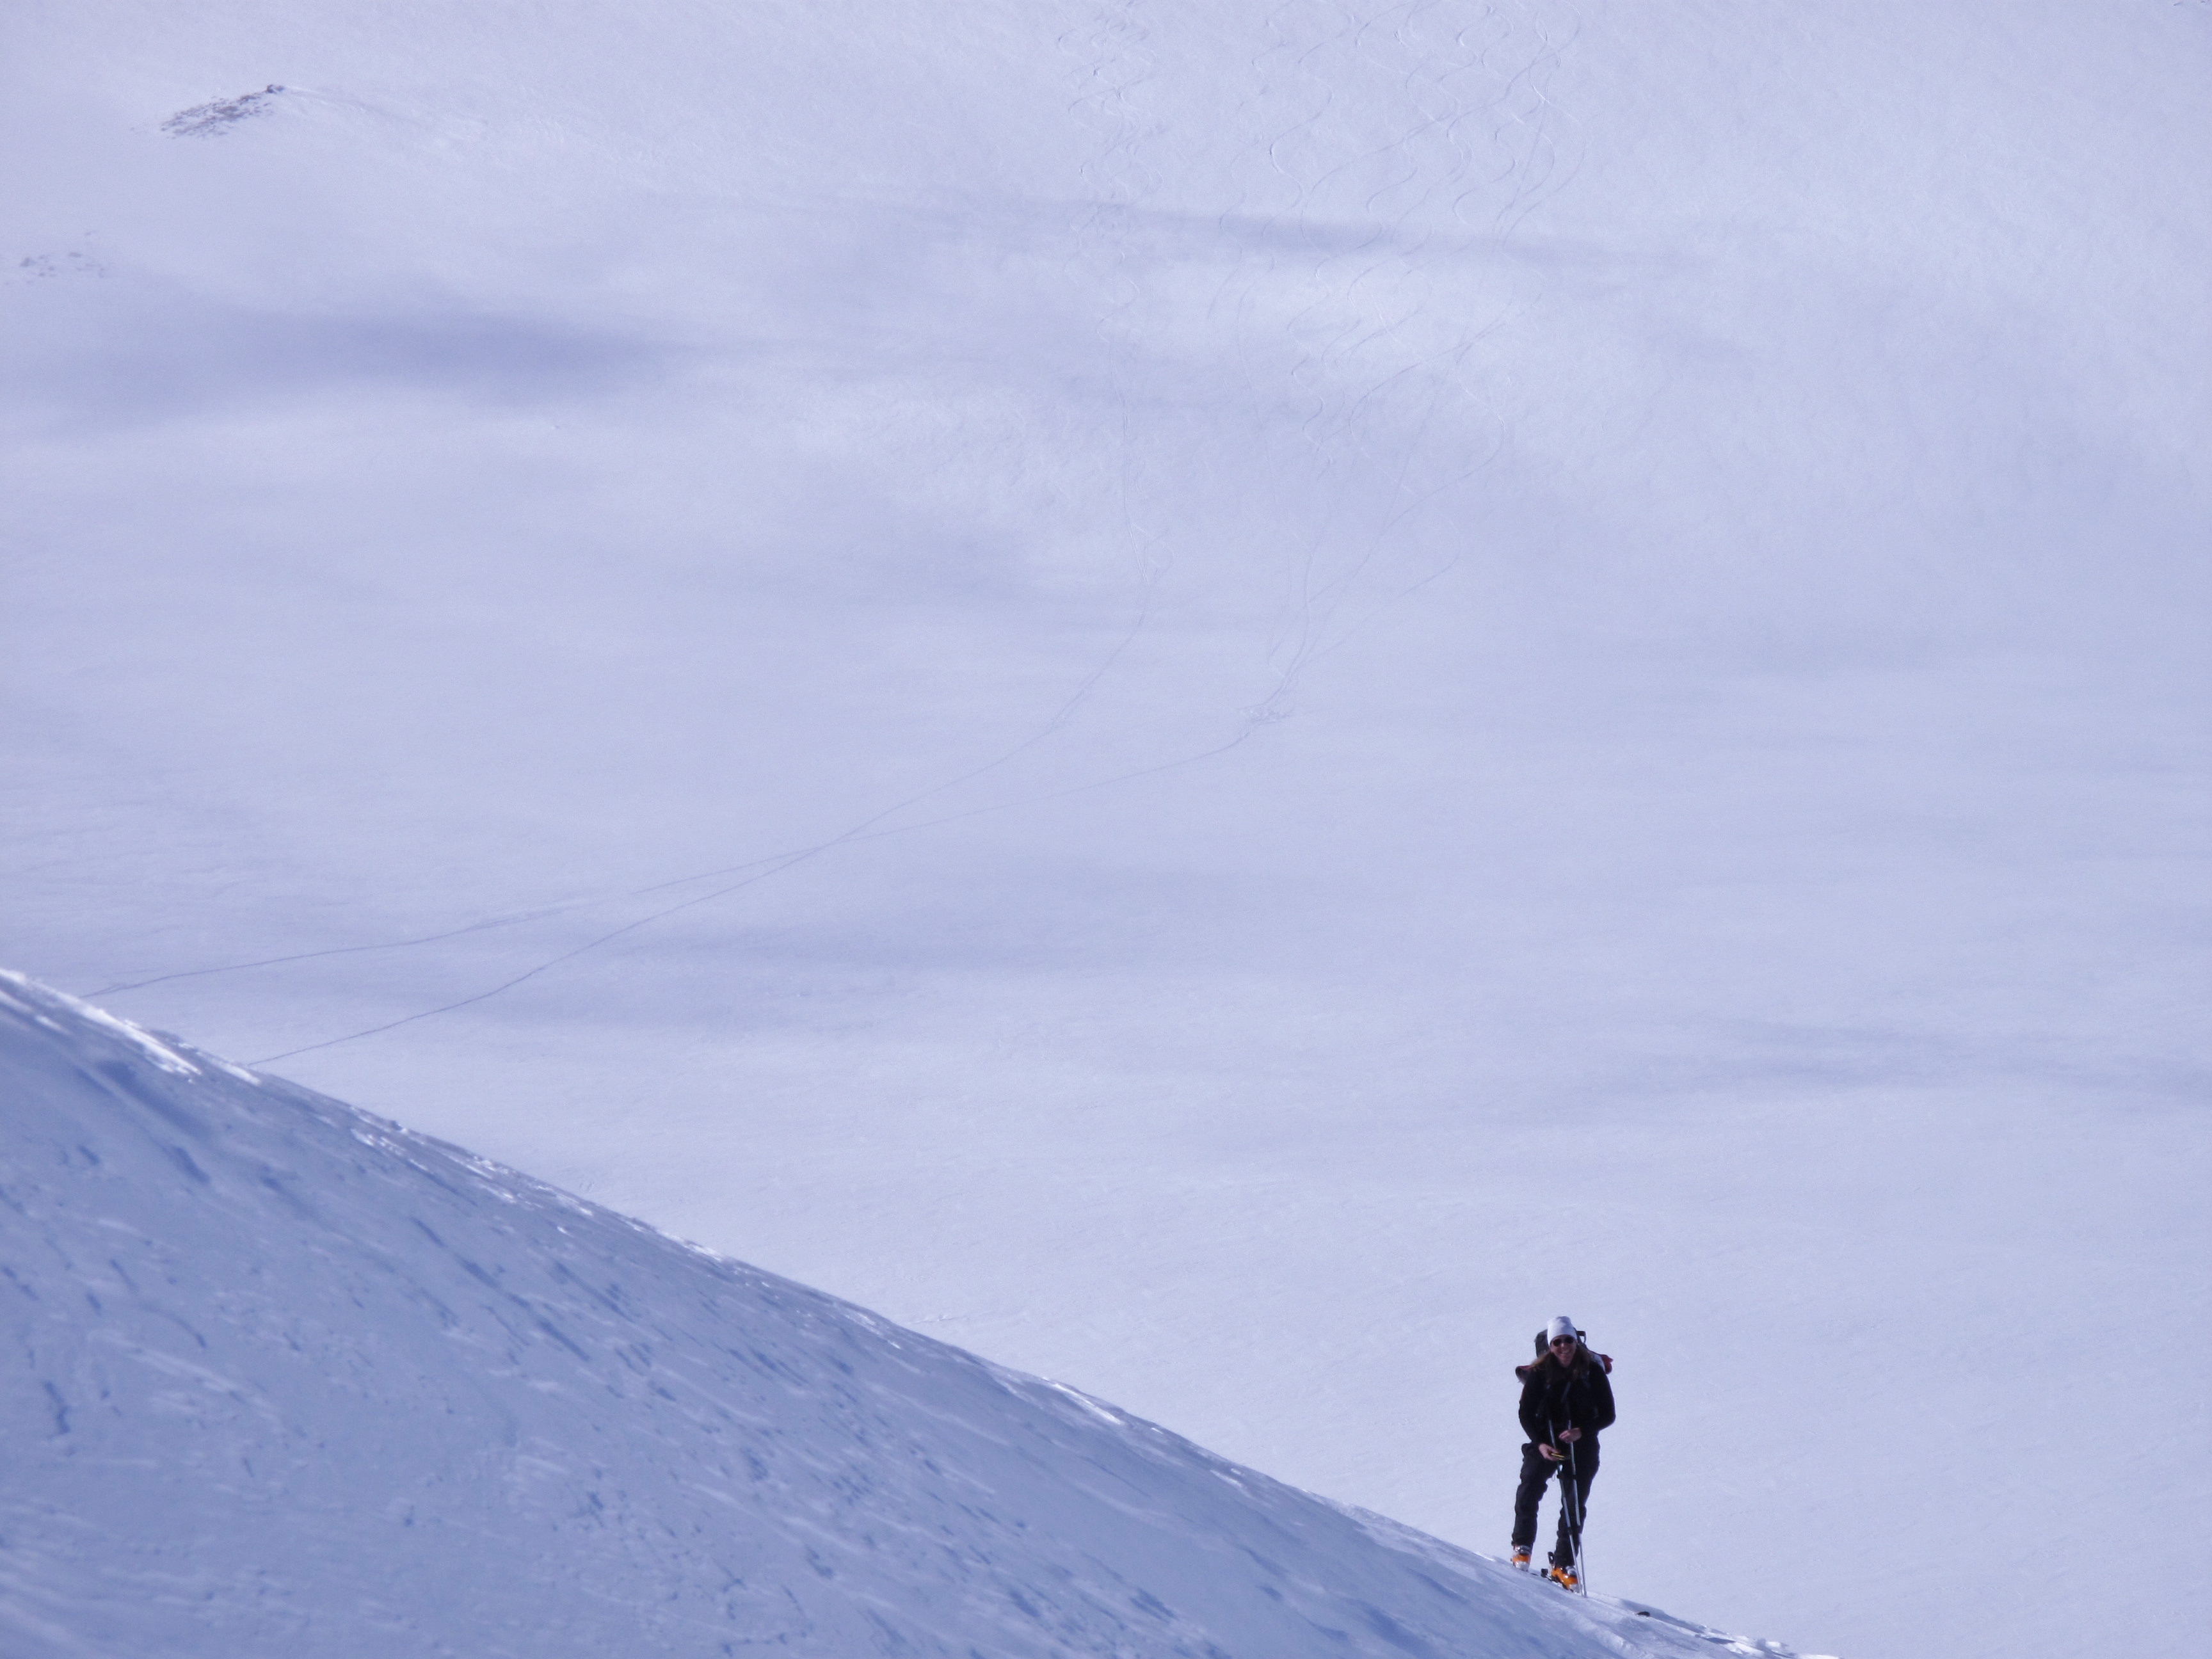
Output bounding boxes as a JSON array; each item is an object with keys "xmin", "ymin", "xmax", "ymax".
[
  {"xmin": 1564, "ymin": 1437, "xmax": 1587, "ymax": 1594},
  {"xmin": 1546, "ymin": 1420, "xmax": 1584, "ymax": 1591}
]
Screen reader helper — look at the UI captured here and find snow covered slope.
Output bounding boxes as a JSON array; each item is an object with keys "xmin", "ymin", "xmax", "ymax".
[
  {"xmin": 0, "ymin": 971, "xmax": 1801, "ymax": 1658},
  {"xmin": 4, "ymin": 5, "xmax": 2208, "ymax": 1658}
]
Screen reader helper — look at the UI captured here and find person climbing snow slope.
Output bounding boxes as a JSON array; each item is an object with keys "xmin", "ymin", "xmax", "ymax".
[{"xmin": 1510, "ymin": 1315, "xmax": 1615, "ymax": 1589}]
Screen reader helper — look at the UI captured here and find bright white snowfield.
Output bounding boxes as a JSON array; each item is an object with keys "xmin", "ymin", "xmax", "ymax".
[
  {"xmin": 3, "ymin": 1, "xmax": 2208, "ymax": 1655},
  {"xmin": 1, "ymin": 973, "xmax": 1799, "ymax": 1658}
]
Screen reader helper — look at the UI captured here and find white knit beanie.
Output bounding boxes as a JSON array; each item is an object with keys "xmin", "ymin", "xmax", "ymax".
[{"xmin": 1546, "ymin": 1315, "xmax": 1578, "ymax": 1344}]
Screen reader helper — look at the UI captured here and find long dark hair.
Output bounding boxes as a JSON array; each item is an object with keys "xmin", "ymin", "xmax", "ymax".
[{"xmin": 1532, "ymin": 1334, "xmax": 1592, "ymax": 1376}]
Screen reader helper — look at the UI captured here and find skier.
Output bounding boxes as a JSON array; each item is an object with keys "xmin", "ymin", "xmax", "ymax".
[{"xmin": 1510, "ymin": 1315, "xmax": 1614, "ymax": 1588}]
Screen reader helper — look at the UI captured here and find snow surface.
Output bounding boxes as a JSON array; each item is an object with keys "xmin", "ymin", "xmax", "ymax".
[
  {"xmin": 1, "ymin": 972, "xmax": 1817, "ymax": 1658},
  {"xmin": 4, "ymin": 4, "xmax": 2209, "ymax": 1657}
]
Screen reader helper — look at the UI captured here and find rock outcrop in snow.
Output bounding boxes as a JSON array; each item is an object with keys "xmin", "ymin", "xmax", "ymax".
[{"xmin": 0, "ymin": 972, "xmax": 1807, "ymax": 1657}]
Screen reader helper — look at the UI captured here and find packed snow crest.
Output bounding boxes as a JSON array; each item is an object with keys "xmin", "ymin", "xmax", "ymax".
[{"xmin": 0, "ymin": 972, "xmax": 1816, "ymax": 1658}]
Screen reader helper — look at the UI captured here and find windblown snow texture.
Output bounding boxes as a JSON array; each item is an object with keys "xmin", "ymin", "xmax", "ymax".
[
  {"xmin": 0, "ymin": 973, "xmax": 1806, "ymax": 1658},
  {"xmin": 4, "ymin": 5, "xmax": 2206, "ymax": 1657}
]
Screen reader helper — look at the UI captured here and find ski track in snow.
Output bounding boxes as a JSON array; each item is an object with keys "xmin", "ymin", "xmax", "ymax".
[
  {"xmin": 74, "ymin": 1, "xmax": 1575, "ymax": 1059},
  {"xmin": 4, "ymin": 4, "xmax": 2208, "ymax": 1658}
]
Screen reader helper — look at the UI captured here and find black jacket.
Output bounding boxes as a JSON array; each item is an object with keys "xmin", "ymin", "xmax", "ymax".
[{"xmin": 1516, "ymin": 1348, "xmax": 1615, "ymax": 1449}]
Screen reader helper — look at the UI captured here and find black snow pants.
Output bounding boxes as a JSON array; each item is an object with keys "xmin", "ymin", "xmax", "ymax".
[{"xmin": 1511, "ymin": 1439, "xmax": 1598, "ymax": 1564}]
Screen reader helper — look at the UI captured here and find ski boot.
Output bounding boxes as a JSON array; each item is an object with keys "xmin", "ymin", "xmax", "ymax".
[
  {"xmin": 1546, "ymin": 1562, "xmax": 1579, "ymax": 1591},
  {"xmin": 1511, "ymin": 1547, "xmax": 1531, "ymax": 1570}
]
